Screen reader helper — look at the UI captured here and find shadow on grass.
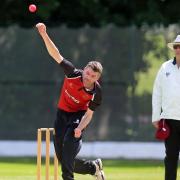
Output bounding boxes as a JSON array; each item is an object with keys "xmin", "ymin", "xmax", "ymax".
[
  {"xmin": 0, "ymin": 157, "xmax": 164, "ymax": 168},
  {"xmin": 103, "ymin": 159, "xmax": 164, "ymax": 167}
]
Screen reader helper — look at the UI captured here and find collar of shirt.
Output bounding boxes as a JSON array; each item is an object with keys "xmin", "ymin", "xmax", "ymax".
[{"xmin": 172, "ymin": 57, "xmax": 176, "ymax": 65}]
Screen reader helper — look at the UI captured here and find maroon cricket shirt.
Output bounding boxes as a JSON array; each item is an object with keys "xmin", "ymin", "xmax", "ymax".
[{"xmin": 57, "ymin": 59, "xmax": 102, "ymax": 112}]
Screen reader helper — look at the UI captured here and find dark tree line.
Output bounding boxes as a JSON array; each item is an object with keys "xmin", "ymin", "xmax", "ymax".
[{"xmin": 1, "ymin": 0, "xmax": 180, "ymax": 28}]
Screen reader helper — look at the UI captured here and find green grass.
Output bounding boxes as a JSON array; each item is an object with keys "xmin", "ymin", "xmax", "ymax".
[{"xmin": 0, "ymin": 157, "xmax": 179, "ymax": 180}]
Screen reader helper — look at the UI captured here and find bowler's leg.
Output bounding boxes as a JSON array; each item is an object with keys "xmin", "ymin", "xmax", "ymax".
[
  {"xmin": 74, "ymin": 158, "xmax": 96, "ymax": 175},
  {"xmin": 74, "ymin": 158, "xmax": 106, "ymax": 180},
  {"xmin": 61, "ymin": 127, "xmax": 82, "ymax": 180}
]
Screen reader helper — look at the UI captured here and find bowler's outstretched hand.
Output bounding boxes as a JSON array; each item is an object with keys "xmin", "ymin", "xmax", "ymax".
[
  {"xmin": 36, "ymin": 23, "xmax": 46, "ymax": 36},
  {"xmin": 35, "ymin": 22, "xmax": 63, "ymax": 64}
]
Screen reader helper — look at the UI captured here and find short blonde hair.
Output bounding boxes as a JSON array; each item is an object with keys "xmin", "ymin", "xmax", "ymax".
[{"xmin": 86, "ymin": 61, "xmax": 103, "ymax": 75}]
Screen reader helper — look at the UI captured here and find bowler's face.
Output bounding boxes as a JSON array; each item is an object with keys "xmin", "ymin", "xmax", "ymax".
[{"xmin": 82, "ymin": 67, "xmax": 100, "ymax": 85}]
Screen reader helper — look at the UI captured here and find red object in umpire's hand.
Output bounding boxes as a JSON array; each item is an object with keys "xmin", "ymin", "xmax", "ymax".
[{"xmin": 155, "ymin": 119, "xmax": 170, "ymax": 140}]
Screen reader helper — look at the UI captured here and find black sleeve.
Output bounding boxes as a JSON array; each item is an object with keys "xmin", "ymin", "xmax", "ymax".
[
  {"xmin": 59, "ymin": 58, "xmax": 75, "ymax": 76},
  {"xmin": 88, "ymin": 84, "xmax": 102, "ymax": 111}
]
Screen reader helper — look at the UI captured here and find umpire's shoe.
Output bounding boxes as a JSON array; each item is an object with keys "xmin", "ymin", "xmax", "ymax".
[{"xmin": 93, "ymin": 159, "xmax": 105, "ymax": 180}]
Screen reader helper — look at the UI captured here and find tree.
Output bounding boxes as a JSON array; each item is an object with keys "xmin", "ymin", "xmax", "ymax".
[{"xmin": 1, "ymin": 0, "xmax": 180, "ymax": 28}]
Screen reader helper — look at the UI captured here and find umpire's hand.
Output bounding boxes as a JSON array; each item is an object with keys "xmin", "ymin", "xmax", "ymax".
[
  {"xmin": 74, "ymin": 128, "xmax": 82, "ymax": 138},
  {"xmin": 152, "ymin": 121, "xmax": 159, "ymax": 129}
]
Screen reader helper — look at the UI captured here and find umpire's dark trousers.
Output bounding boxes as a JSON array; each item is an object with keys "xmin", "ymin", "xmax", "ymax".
[
  {"xmin": 164, "ymin": 119, "xmax": 180, "ymax": 180},
  {"xmin": 53, "ymin": 109, "xmax": 96, "ymax": 180}
]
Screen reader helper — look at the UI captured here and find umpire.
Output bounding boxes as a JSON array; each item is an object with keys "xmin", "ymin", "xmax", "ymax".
[{"xmin": 152, "ymin": 35, "xmax": 180, "ymax": 180}]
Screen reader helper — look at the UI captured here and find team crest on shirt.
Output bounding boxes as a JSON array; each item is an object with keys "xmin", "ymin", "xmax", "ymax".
[
  {"xmin": 165, "ymin": 72, "xmax": 170, "ymax": 77},
  {"xmin": 82, "ymin": 95, "xmax": 90, "ymax": 100}
]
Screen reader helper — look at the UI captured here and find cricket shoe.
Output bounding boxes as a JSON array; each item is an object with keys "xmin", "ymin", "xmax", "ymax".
[{"xmin": 93, "ymin": 159, "xmax": 105, "ymax": 180}]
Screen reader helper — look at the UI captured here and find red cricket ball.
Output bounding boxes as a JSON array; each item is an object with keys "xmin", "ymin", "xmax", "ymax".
[{"xmin": 29, "ymin": 4, "xmax": 37, "ymax": 13}]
